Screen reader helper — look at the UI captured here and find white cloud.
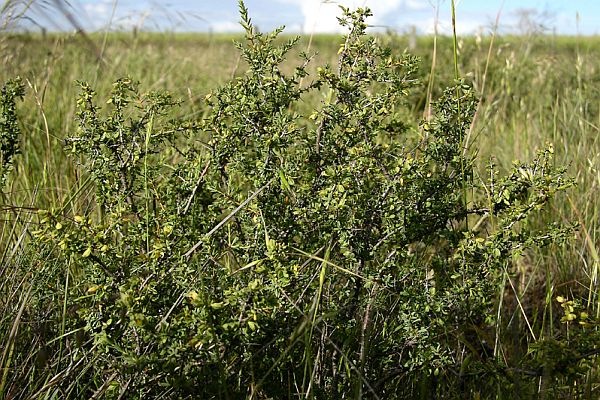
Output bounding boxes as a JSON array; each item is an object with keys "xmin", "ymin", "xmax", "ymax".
[
  {"xmin": 82, "ymin": 1, "xmax": 112, "ymax": 29},
  {"xmin": 276, "ymin": 0, "xmax": 427, "ymax": 33},
  {"xmin": 413, "ymin": 14, "xmax": 485, "ymax": 35},
  {"xmin": 82, "ymin": 2, "xmax": 110, "ymax": 17},
  {"xmin": 211, "ymin": 20, "xmax": 243, "ymax": 33},
  {"xmin": 81, "ymin": 1, "xmax": 147, "ymax": 31},
  {"xmin": 405, "ymin": 0, "xmax": 429, "ymax": 12}
]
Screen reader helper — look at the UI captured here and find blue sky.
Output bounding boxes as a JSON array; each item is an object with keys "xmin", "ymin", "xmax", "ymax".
[{"xmin": 15, "ymin": 0, "xmax": 600, "ymax": 35}]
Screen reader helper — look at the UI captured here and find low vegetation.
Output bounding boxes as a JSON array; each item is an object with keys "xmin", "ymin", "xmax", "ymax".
[{"xmin": 1, "ymin": 1, "xmax": 599, "ymax": 398}]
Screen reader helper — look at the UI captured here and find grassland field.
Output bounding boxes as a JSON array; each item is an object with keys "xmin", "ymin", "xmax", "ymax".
[{"xmin": 2, "ymin": 28, "xmax": 600, "ymax": 397}]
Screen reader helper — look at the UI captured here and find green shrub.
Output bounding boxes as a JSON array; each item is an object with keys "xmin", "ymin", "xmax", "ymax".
[
  {"xmin": 28, "ymin": 2, "xmax": 575, "ymax": 398},
  {"xmin": 0, "ymin": 76, "xmax": 24, "ymax": 190}
]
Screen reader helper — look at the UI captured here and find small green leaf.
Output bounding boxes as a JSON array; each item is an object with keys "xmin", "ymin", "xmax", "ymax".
[{"xmin": 82, "ymin": 247, "xmax": 92, "ymax": 258}]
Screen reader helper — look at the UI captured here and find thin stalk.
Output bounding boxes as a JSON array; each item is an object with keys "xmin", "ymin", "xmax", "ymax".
[
  {"xmin": 450, "ymin": 0, "xmax": 468, "ymax": 229},
  {"xmin": 424, "ymin": 1, "xmax": 440, "ymax": 120},
  {"xmin": 303, "ymin": 244, "xmax": 329, "ymax": 398},
  {"xmin": 450, "ymin": 0, "xmax": 460, "ymax": 90},
  {"xmin": 144, "ymin": 113, "xmax": 154, "ymax": 254},
  {"xmin": 0, "ymin": 283, "xmax": 32, "ymax": 398},
  {"xmin": 57, "ymin": 258, "xmax": 70, "ymax": 374},
  {"xmin": 464, "ymin": 0, "xmax": 504, "ymax": 156},
  {"xmin": 99, "ymin": 0, "xmax": 119, "ymax": 62}
]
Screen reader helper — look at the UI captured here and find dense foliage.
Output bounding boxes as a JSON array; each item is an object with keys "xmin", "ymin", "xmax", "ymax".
[
  {"xmin": 1, "ymin": 2, "xmax": 590, "ymax": 399},
  {"xmin": 0, "ymin": 77, "xmax": 24, "ymax": 188}
]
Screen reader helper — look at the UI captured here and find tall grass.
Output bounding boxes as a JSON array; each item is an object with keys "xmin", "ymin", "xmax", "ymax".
[{"xmin": 1, "ymin": 16, "xmax": 600, "ymax": 398}]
